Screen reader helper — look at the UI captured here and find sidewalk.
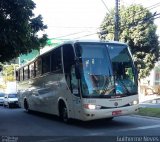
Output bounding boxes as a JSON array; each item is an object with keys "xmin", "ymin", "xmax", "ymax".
[{"xmin": 139, "ymin": 93, "xmax": 160, "ymax": 103}]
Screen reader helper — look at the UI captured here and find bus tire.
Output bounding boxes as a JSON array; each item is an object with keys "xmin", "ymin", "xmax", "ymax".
[
  {"xmin": 8, "ymin": 103, "xmax": 11, "ymax": 108},
  {"xmin": 24, "ymin": 99, "xmax": 29, "ymax": 112},
  {"xmin": 59, "ymin": 103, "xmax": 69, "ymax": 123},
  {"xmin": 106, "ymin": 117, "xmax": 114, "ymax": 121}
]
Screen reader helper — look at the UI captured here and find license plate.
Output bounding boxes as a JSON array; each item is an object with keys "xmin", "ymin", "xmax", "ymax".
[{"xmin": 112, "ymin": 110, "xmax": 122, "ymax": 116}]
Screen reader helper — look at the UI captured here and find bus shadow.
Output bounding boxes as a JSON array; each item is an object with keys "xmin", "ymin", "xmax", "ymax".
[
  {"xmin": 70, "ymin": 118, "xmax": 133, "ymax": 129},
  {"xmin": 24, "ymin": 110, "xmax": 61, "ymax": 122},
  {"xmin": 24, "ymin": 110, "xmax": 133, "ymax": 129}
]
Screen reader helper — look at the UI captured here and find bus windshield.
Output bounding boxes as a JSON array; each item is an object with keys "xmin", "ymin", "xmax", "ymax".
[
  {"xmin": 107, "ymin": 44, "xmax": 138, "ymax": 95},
  {"xmin": 75, "ymin": 43, "xmax": 115, "ymax": 98}
]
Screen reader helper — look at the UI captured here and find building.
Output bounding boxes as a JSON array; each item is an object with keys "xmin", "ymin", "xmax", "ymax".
[{"xmin": 139, "ymin": 61, "xmax": 160, "ymax": 102}]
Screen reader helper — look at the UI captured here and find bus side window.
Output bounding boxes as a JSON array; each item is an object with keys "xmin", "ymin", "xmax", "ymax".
[
  {"xmin": 20, "ymin": 68, "xmax": 23, "ymax": 81},
  {"xmin": 35, "ymin": 58, "xmax": 42, "ymax": 76},
  {"xmin": 42, "ymin": 54, "xmax": 50, "ymax": 74},
  {"xmin": 24, "ymin": 66, "xmax": 29, "ymax": 80},
  {"xmin": 16, "ymin": 70, "xmax": 20, "ymax": 81},
  {"xmin": 51, "ymin": 47, "xmax": 62, "ymax": 73},
  {"xmin": 62, "ymin": 44, "xmax": 75, "ymax": 90},
  {"xmin": 29, "ymin": 63, "xmax": 35, "ymax": 78}
]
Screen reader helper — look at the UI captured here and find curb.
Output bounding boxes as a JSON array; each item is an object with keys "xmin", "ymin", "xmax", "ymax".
[{"xmin": 131, "ymin": 114, "xmax": 160, "ymax": 120}]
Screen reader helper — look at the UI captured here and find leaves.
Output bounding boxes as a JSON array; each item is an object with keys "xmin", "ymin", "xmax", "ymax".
[
  {"xmin": 99, "ymin": 5, "xmax": 159, "ymax": 79},
  {"xmin": 2, "ymin": 64, "xmax": 19, "ymax": 82},
  {"xmin": 0, "ymin": 0, "xmax": 48, "ymax": 63}
]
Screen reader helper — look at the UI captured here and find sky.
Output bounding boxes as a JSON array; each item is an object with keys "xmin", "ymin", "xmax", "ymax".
[{"xmin": 33, "ymin": 0, "xmax": 160, "ymax": 40}]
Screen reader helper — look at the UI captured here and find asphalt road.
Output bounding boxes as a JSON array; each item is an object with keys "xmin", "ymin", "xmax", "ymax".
[{"xmin": 0, "ymin": 106, "xmax": 160, "ymax": 141}]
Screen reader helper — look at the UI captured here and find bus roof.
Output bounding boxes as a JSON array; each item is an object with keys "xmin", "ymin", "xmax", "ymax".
[
  {"xmin": 63, "ymin": 39, "xmax": 127, "ymax": 45},
  {"xmin": 17, "ymin": 40, "xmax": 127, "ymax": 70}
]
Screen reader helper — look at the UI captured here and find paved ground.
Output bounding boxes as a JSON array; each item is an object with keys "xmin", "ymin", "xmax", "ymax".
[{"xmin": 0, "ymin": 106, "xmax": 160, "ymax": 141}]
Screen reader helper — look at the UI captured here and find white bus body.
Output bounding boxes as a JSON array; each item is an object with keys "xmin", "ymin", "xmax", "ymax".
[{"xmin": 16, "ymin": 40, "xmax": 139, "ymax": 122}]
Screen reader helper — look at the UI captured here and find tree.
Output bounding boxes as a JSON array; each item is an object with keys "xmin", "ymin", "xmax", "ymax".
[
  {"xmin": 0, "ymin": 0, "xmax": 47, "ymax": 63},
  {"xmin": 99, "ymin": 5, "xmax": 159, "ymax": 79},
  {"xmin": 2, "ymin": 64, "xmax": 19, "ymax": 82}
]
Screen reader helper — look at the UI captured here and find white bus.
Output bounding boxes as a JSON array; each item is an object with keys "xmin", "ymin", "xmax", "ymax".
[{"xmin": 16, "ymin": 40, "xmax": 139, "ymax": 122}]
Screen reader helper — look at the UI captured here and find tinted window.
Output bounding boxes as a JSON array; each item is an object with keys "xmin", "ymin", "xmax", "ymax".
[
  {"xmin": 51, "ymin": 47, "xmax": 62, "ymax": 72},
  {"xmin": 63, "ymin": 44, "xmax": 75, "ymax": 90},
  {"xmin": 107, "ymin": 44, "xmax": 138, "ymax": 95},
  {"xmin": 63, "ymin": 44, "xmax": 75, "ymax": 74},
  {"xmin": 16, "ymin": 70, "xmax": 20, "ymax": 81},
  {"xmin": 24, "ymin": 66, "xmax": 29, "ymax": 80},
  {"xmin": 20, "ymin": 68, "xmax": 23, "ymax": 81},
  {"xmin": 35, "ymin": 58, "xmax": 42, "ymax": 76},
  {"xmin": 29, "ymin": 63, "xmax": 35, "ymax": 78},
  {"xmin": 42, "ymin": 54, "xmax": 51, "ymax": 74},
  {"xmin": 75, "ymin": 42, "xmax": 114, "ymax": 98}
]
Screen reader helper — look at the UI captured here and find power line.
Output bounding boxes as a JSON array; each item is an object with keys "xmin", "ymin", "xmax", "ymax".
[
  {"xmin": 47, "ymin": 26, "xmax": 98, "ymax": 29},
  {"xmin": 124, "ymin": 2, "xmax": 160, "ymax": 21},
  {"xmin": 52, "ymin": 14, "xmax": 160, "ymax": 40},
  {"xmin": 139, "ymin": 13, "xmax": 160, "ymax": 24},
  {"xmin": 73, "ymin": 32, "xmax": 98, "ymax": 39},
  {"xmin": 119, "ymin": 13, "xmax": 160, "ymax": 30},
  {"xmin": 146, "ymin": 2, "xmax": 160, "ymax": 9},
  {"xmin": 152, "ymin": 15, "xmax": 160, "ymax": 21},
  {"xmin": 101, "ymin": 0, "xmax": 111, "ymax": 14},
  {"xmin": 117, "ymin": 3, "xmax": 160, "ymax": 32},
  {"xmin": 49, "ymin": 2, "xmax": 160, "ymax": 40},
  {"xmin": 73, "ymin": 30, "xmax": 107, "ymax": 39},
  {"xmin": 53, "ymin": 31, "xmax": 90, "ymax": 39}
]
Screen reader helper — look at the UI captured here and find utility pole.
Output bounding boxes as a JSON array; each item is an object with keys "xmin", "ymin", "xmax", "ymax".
[{"xmin": 114, "ymin": 0, "xmax": 119, "ymax": 41}]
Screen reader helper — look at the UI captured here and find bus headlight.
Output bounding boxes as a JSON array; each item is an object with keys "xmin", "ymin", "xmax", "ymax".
[
  {"xmin": 84, "ymin": 104, "xmax": 101, "ymax": 110},
  {"xmin": 130, "ymin": 100, "xmax": 139, "ymax": 105}
]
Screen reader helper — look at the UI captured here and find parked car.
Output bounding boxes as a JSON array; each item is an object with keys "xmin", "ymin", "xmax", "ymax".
[
  {"xmin": 0, "ymin": 92, "xmax": 5, "ymax": 105},
  {"xmin": 3, "ymin": 93, "xmax": 19, "ymax": 108}
]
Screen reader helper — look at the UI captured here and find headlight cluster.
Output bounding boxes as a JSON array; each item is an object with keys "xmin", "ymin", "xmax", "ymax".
[
  {"xmin": 129, "ymin": 100, "xmax": 139, "ymax": 105},
  {"xmin": 84, "ymin": 104, "xmax": 101, "ymax": 110}
]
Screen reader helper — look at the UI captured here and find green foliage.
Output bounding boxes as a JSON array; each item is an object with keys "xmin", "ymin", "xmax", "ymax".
[
  {"xmin": 0, "ymin": 0, "xmax": 48, "ymax": 63},
  {"xmin": 138, "ymin": 108, "xmax": 160, "ymax": 118},
  {"xmin": 100, "ymin": 5, "xmax": 159, "ymax": 79},
  {"xmin": 2, "ymin": 64, "xmax": 19, "ymax": 82}
]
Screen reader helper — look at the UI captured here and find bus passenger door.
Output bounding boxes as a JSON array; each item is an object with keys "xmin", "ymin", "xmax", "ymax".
[{"xmin": 71, "ymin": 66, "xmax": 82, "ymax": 119}]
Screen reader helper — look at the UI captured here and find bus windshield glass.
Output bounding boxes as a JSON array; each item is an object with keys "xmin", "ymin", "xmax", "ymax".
[
  {"xmin": 75, "ymin": 42, "xmax": 114, "ymax": 98},
  {"xmin": 107, "ymin": 44, "xmax": 138, "ymax": 95}
]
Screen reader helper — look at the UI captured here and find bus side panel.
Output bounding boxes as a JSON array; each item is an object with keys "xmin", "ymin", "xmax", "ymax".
[{"xmin": 18, "ymin": 73, "xmax": 74, "ymax": 117}]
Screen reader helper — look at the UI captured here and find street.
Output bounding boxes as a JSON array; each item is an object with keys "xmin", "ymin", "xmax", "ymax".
[{"xmin": 0, "ymin": 106, "xmax": 160, "ymax": 138}]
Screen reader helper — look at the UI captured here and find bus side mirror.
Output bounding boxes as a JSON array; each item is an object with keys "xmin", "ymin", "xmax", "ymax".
[{"xmin": 75, "ymin": 64, "xmax": 81, "ymax": 79}]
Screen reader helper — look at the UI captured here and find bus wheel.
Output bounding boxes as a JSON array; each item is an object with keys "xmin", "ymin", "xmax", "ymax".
[
  {"xmin": 8, "ymin": 103, "xmax": 11, "ymax": 108},
  {"xmin": 24, "ymin": 100, "xmax": 29, "ymax": 112},
  {"xmin": 106, "ymin": 117, "xmax": 114, "ymax": 121},
  {"xmin": 60, "ymin": 105, "xmax": 69, "ymax": 123}
]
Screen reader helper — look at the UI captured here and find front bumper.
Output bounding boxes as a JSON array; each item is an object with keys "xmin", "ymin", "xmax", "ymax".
[{"xmin": 79, "ymin": 105, "xmax": 139, "ymax": 121}]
